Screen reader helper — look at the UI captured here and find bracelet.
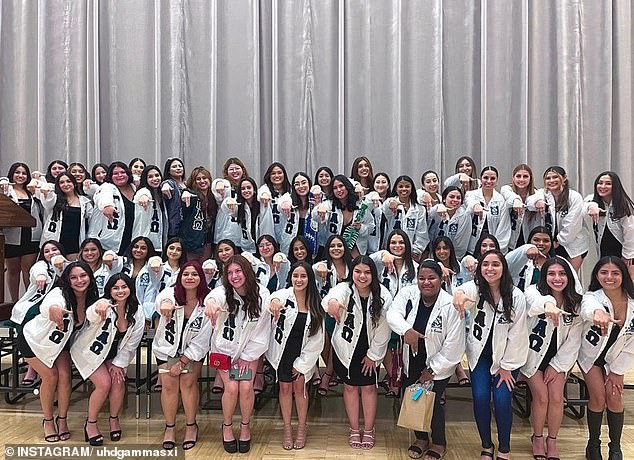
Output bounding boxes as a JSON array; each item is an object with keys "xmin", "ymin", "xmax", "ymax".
[{"xmin": 179, "ymin": 357, "xmax": 189, "ymax": 366}]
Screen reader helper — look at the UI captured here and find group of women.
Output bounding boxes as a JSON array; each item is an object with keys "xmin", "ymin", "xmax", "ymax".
[{"xmin": 2, "ymin": 155, "xmax": 633, "ymax": 460}]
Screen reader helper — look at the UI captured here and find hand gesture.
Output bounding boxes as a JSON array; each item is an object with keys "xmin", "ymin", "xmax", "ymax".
[
  {"xmin": 102, "ymin": 205, "xmax": 115, "ymax": 223},
  {"xmin": 544, "ymin": 301, "xmax": 571, "ymax": 327},
  {"xmin": 453, "ymin": 290, "xmax": 476, "ymax": 318},
  {"xmin": 315, "ymin": 263, "xmax": 329, "ymax": 281},
  {"xmin": 535, "ymin": 199, "xmax": 546, "ymax": 216},
  {"xmin": 280, "ymin": 200, "xmax": 292, "ymax": 218},
  {"xmin": 593, "ymin": 309, "xmax": 622, "ymax": 336},
  {"xmin": 161, "ymin": 182, "xmax": 173, "ymax": 199},
  {"xmin": 260, "ymin": 191, "xmax": 271, "ymax": 207},
  {"xmin": 361, "ymin": 356, "xmax": 376, "ymax": 376},
  {"xmin": 94, "ymin": 299, "xmax": 113, "ymax": 320},
  {"xmin": 587, "ymin": 205, "xmax": 606, "ymax": 225},
  {"xmin": 473, "ymin": 203, "xmax": 484, "ymax": 218},
  {"xmin": 381, "ymin": 251, "xmax": 400, "ymax": 273},
  {"xmin": 327, "ymin": 298, "xmax": 345, "ymax": 323},
  {"xmin": 437, "ymin": 204, "xmax": 449, "ymax": 221},
  {"xmin": 159, "ymin": 298, "xmax": 176, "ymax": 322},
  {"xmin": 138, "ymin": 194, "xmax": 151, "ymax": 211},
  {"xmin": 181, "ymin": 190, "xmax": 193, "ymax": 207},
  {"xmin": 512, "ymin": 198, "xmax": 525, "ymax": 217},
  {"xmin": 388, "ymin": 199, "xmax": 399, "ymax": 215},
  {"xmin": 317, "ymin": 204, "xmax": 328, "ymax": 223},
  {"xmin": 269, "ymin": 298, "xmax": 284, "ymax": 321},
  {"xmin": 458, "ymin": 173, "xmax": 471, "ymax": 188},
  {"xmin": 49, "ymin": 304, "xmax": 73, "ymax": 330},
  {"xmin": 35, "ymin": 274, "xmax": 48, "ymax": 291},
  {"xmin": 103, "ymin": 253, "xmax": 115, "ymax": 269},
  {"xmin": 463, "ymin": 255, "xmax": 478, "ymax": 273},
  {"xmin": 404, "ymin": 328, "xmax": 425, "ymax": 355},
  {"xmin": 204, "ymin": 299, "xmax": 224, "ymax": 327},
  {"xmin": 526, "ymin": 246, "xmax": 547, "ymax": 261}
]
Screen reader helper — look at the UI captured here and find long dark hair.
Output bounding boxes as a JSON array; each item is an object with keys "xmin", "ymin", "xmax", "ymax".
[
  {"xmin": 331, "ymin": 175, "xmax": 357, "ymax": 212},
  {"xmin": 314, "ymin": 166, "xmax": 334, "ymax": 199},
  {"xmin": 55, "ymin": 261, "xmax": 99, "ymax": 322},
  {"xmin": 163, "ymin": 158, "xmax": 185, "ymax": 182},
  {"xmin": 79, "ymin": 238, "xmax": 104, "ymax": 266},
  {"xmin": 124, "ymin": 236, "xmax": 156, "ymax": 264},
  {"xmin": 289, "ymin": 261, "xmax": 323, "ymax": 336},
  {"xmin": 139, "ymin": 165, "xmax": 163, "ymax": 204},
  {"xmin": 38, "ymin": 240, "xmax": 67, "ymax": 263},
  {"xmin": 214, "ymin": 239, "xmax": 238, "ymax": 272},
  {"xmin": 290, "ymin": 172, "xmax": 311, "ymax": 209},
  {"xmin": 106, "ymin": 161, "xmax": 133, "ymax": 185},
  {"xmin": 454, "ymin": 156, "xmax": 477, "ymax": 179},
  {"xmin": 588, "ymin": 256, "xmax": 634, "ymax": 298},
  {"xmin": 325, "ymin": 234, "xmax": 352, "ymax": 271},
  {"xmin": 348, "ymin": 255, "xmax": 384, "ymax": 328},
  {"xmin": 237, "ymin": 177, "xmax": 260, "ymax": 240},
  {"xmin": 128, "ymin": 157, "xmax": 146, "ymax": 171},
  {"xmin": 474, "ymin": 250, "xmax": 514, "ymax": 321},
  {"xmin": 384, "ymin": 229, "xmax": 415, "ymax": 283},
  {"xmin": 255, "ymin": 234, "xmax": 280, "ymax": 261},
  {"xmin": 350, "ymin": 156, "xmax": 374, "ymax": 188},
  {"xmin": 52, "ymin": 173, "xmax": 81, "ymax": 221},
  {"xmin": 288, "ymin": 235, "xmax": 313, "ymax": 265},
  {"xmin": 186, "ymin": 166, "xmax": 218, "ymax": 226},
  {"xmin": 103, "ymin": 273, "xmax": 139, "ymax": 328},
  {"xmin": 592, "ymin": 171, "xmax": 634, "ymax": 219},
  {"xmin": 371, "ymin": 172, "xmax": 391, "ymax": 197},
  {"xmin": 263, "ymin": 162, "xmax": 291, "ymax": 196},
  {"xmin": 527, "ymin": 226, "xmax": 554, "ymax": 257},
  {"xmin": 431, "ymin": 236, "xmax": 460, "ymax": 273},
  {"xmin": 8, "ymin": 162, "xmax": 31, "ymax": 193},
  {"xmin": 543, "ymin": 166, "xmax": 570, "ymax": 214},
  {"xmin": 45, "ymin": 160, "xmax": 68, "ymax": 183},
  {"xmin": 536, "ymin": 257, "xmax": 581, "ymax": 315},
  {"xmin": 222, "ymin": 255, "xmax": 262, "ymax": 320},
  {"xmin": 390, "ymin": 175, "xmax": 417, "ymax": 207},
  {"xmin": 91, "ymin": 163, "xmax": 108, "ymax": 185},
  {"xmin": 473, "ymin": 233, "xmax": 500, "ymax": 259},
  {"xmin": 162, "ymin": 237, "xmax": 186, "ymax": 267},
  {"xmin": 174, "ymin": 261, "xmax": 210, "ymax": 306}
]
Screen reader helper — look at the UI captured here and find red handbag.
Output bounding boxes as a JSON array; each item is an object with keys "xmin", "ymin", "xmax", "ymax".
[{"xmin": 209, "ymin": 353, "xmax": 231, "ymax": 370}]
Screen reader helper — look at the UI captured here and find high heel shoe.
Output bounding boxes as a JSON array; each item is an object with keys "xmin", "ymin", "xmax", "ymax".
[
  {"xmin": 546, "ymin": 436, "xmax": 560, "ymax": 460},
  {"xmin": 83, "ymin": 420, "xmax": 103, "ymax": 446},
  {"xmin": 42, "ymin": 418, "xmax": 59, "ymax": 443},
  {"xmin": 163, "ymin": 424, "xmax": 176, "ymax": 450},
  {"xmin": 109, "ymin": 415, "xmax": 122, "ymax": 442},
  {"xmin": 183, "ymin": 421, "xmax": 198, "ymax": 450},
  {"xmin": 317, "ymin": 372, "xmax": 332, "ymax": 396},
  {"xmin": 531, "ymin": 434, "xmax": 546, "ymax": 460},
  {"xmin": 282, "ymin": 424, "xmax": 293, "ymax": 450},
  {"xmin": 55, "ymin": 415, "xmax": 70, "ymax": 441},
  {"xmin": 222, "ymin": 423, "xmax": 238, "ymax": 454},
  {"xmin": 294, "ymin": 423, "xmax": 307, "ymax": 450},
  {"xmin": 238, "ymin": 421, "xmax": 251, "ymax": 453}
]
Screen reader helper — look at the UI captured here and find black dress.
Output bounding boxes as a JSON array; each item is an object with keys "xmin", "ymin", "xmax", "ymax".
[
  {"xmin": 59, "ymin": 205, "xmax": 81, "ymax": 254},
  {"xmin": 277, "ymin": 312, "xmax": 308, "ymax": 383},
  {"xmin": 5, "ymin": 197, "xmax": 39, "ymax": 258},
  {"xmin": 333, "ymin": 297, "xmax": 375, "ymax": 386}
]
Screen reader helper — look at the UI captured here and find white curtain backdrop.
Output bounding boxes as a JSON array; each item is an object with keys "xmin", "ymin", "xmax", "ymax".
[{"xmin": 0, "ymin": 0, "xmax": 632, "ymax": 195}]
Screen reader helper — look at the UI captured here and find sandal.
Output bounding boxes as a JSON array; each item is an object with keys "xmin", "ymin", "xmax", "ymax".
[
  {"xmin": 163, "ymin": 424, "xmax": 176, "ymax": 450},
  {"xmin": 531, "ymin": 434, "xmax": 546, "ymax": 460},
  {"xmin": 424, "ymin": 449, "xmax": 446, "ymax": 459},
  {"xmin": 43, "ymin": 418, "xmax": 59, "ymax": 443},
  {"xmin": 294, "ymin": 423, "xmax": 307, "ymax": 449},
  {"xmin": 56, "ymin": 415, "xmax": 70, "ymax": 441},
  {"xmin": 282, "ymin": 424, "xmax": 293, "ymax": 450},
  {"xmin": 408, "ymin": 440, "xmax": 429, "ymax": 459},
  {"xmin": 546, "ymin": 436, "xmax": 560, "ymax": 460},
  {"xmin": 480, "ymin": 446, "xmax": 495, "ymax": 459},
  {"xmin": 211, "ymin": 373, "xmax": 224, "ymax": 394},
  {"xmin": 254, "ymin": 372, "xmax": 265, "ymax": 395},
  {"xmin": 317, "ymin": 372, "xmax": 333, "ymax": 396},
  {"xmin": 109, "ymin": 415, "xmax": 122, "ymax": 442},
  {"xmin": 222, "ymin": 423, "xmax": 237, "ymax": 454},
  {"xmin": 238, "ymin": 421, "xmax": 251, "ymax": 453},
  {"xmin": 360, "ymin": 427, "xmax": 375, "ymax": 449},
  {"xmin": 311, "ymin": 369, "xmax": 322, "ymax": 387},
  {"xmin": 153, "ymin": 383, "xmax": 162, "ymax": 393},
  {"xmin": 458, "ymin": 377, "xmax": 470, "ymax": 385},
  {"xmin": 349, "ymin": 428, "xmax": 362, "ymax": 449},
  {"xmin": 183, "ymin": 421, "xmax": 198, "ymax": 450},
  {"xmin": 83, "ymin": 419, "xmax": 103, "ymax": 446}
]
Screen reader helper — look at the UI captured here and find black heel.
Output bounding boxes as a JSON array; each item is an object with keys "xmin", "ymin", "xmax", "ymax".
[
  {"xmin": 183, "ymin": 421, "xmax": 198, "ymax": 450},
  {"xmin": 43, "ymin": 418, "xmax": 59, "ymax": 443},
  {"xmin": 546, "ymin": 436, "xmax": 560, "ymax": 460},
  {"xmin": 222, "ymin": 423, "xmax": 238, "ymax": 454},
  {"xmin": 109, "ymin": 415, "xmax": 122, "ymax": 442},
  {"xmin": 239, "ymin": 421, "xmax": 251, "ymax": 453},
  {"xmin": 163, "ymin": 424, "xmax": 176, "ymax": 450},
  {"xmin": 531, "ymin": 434, "xmax": 546, "ymax": 460},
  {"xmin": 55, "ymin": 415, "xmax": 70, "ymax": 441},
  {"xmin": 83, "ymin": 419, "xmax": 103, "ymax": 446}
]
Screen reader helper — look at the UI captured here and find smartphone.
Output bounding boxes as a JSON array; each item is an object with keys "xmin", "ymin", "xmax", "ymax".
[
  {"xmin": 158, "ymin": 357, "xmax": 192, "ymax": 374},
  {"xmin": 229, "ymin": 368, "xmax": 253, "ymax": 381}
]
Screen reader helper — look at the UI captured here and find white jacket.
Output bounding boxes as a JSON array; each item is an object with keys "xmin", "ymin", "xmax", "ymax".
[
  {"xmin": 520, "ymin": 285, "xmax": 584, "ymax": 378},
  {"xmin": 313, "ymin": 261, "xmax": 349, "ymax": 299},
  {"xmin": 152, "ymin": 287, "xmax": 212, "ymax": 362},
  {"xmin": 465, "ymin": 189, "xmax": 512, "ymax": 254},
  {"xmin": 526, "ymin": 188, "xmax": 588, "ymax": 258},
  {"xmin": 577, "ymin": 290, "xmax": 634, "ymax": 375},
  {"xmin": 321, "ymin": 283, "xmax": 392, "ymax": 373},
  {"xmin": 500, "ymin": 185, "xmax": 542, "ymax": 251},
  {"xmin": 122, "ymin": 260, "xmax": 160, "ymax": 319},
  {"xmin": 274, "ymin": 193, "xmax": 319, "ymax": 255},
  {"xmin": 381, "ymin": 199, "xmax": 429, "ymax": 257},
  {"xmin": 132, "ymin": 188, "xmax": 167, "ymax": 253},
  {"xmin": 239, "ymin": 203, "xmax": 275, "ymax": 254},
  {"xmin": 505, "ymin": 247, "xmax": 583, "ymax": 293},
  {"xmin": 37, "ymin": 191, "xmax": 93, "ymax": 247},
  {"xmin": 89, "ymin": 183, "xmax": 134, "ymax": 252},
  {"xmin": 206, "ymin": 284, "xmax": 272, "ymax": 362},
  {"xmin": 427, "ymin": 204, "xmax": 473, "ymax": 260},
  {"xmin": 457, "ymin": 281, "xmax": 528, "ymax": 374},
  {"xmin": 213, "ymin": 196, "xmax": 243, "ymax": 245},
  {"xmin": 10, "ymin": 261, "xmax": 60, "ymax": 325},
  {"xmin": 70, "ymin": 301, "xmax": 145, "ymax": 379},
  {"xmin": 265, "ymin": 288, "xmax": 324, "ymax": 381},
  {"xmin": 583, "ymin": 195, "xmax": 634, "ymax": 259},
  {"xmin": 251, "ymin": 255, "xmax": 290, "ymax": 292},
  {"xmin": 370, "ymin": 251, "xmax": 417, "ymax": 297},
  {"xmin": 93, "ymin": 252, "xmax": 124, "ymax": 296},
  {"xmin": 387, "ymin": 286, "xmax": 465, "ymax": 380},
  {"xmin": 313, "ymin": 199, "xmax": 375, "ymax": 255},
  {"xmin": 21, "ymin": 288, "xmax": 78, "ymax": 368},
  {"xmin": 2, "ymin": 186, "xmax": 44, "ymax": 245}
]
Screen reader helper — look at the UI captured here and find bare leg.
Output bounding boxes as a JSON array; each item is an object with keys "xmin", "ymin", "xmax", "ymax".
[
  {"xmin": 5, "ymin": 256, "xmax": 22, "ymax": 302},
  {"xmin": 545, "ymin": 372, "xmax": 567, "ymax": 459},
  {"xmin": 26, "ymin": 357, "xmax": 59, "ymax": 440},
  {"xmin": 105, "ymin": 361, "xmax": 126, "ymax": 435},
  {"xmin": 180, "ymin": 362, "xmax": 202, "ymax": 444},
  {"xmin": 293, "ymin": 375, "xmax": 309, "ymax": 449},
  {"xmin": 342, "ymin": 384, "xmax": 360, "ymax": 430},
  {"xmin": 279, "ymin": 381, "xmax": 294, "ymax": 448},
  {"xmin": 86, "ymin": 364, "xmax": 111, "ymax": 440},
  {"xmin": 20, "ymin": 254, "xmax": 37, "ymax": 291},
  {"xmin": 219, "ymin": 370, "xmax": 239, "ymax": 441},
  {"xmin": 160, "ymin": 371, "xmax": 180, "ymax": 445},
  {"xmin": 526, "ymin": 371, "xmax": 548, "ymax": 458}
]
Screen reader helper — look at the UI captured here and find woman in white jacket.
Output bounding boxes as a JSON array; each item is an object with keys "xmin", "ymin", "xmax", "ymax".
[
  {"xmin": 500, "ymin": 164, "xmax": 541, "ymax": 251},
  {"xmin": 17, "ymin": 261, "xmax": 99, "ymax": 443},
  {"xmin": 323, "ymin": 255, "xmax": 392, "ymax": 450},
  {"xmin": 427, "ymin": 186, "xmax": 474, "ymax": 260},
  {"xmin": 520, "ymin": 257, "xmax": 584, "ymax": 460},
  {"xmin": 267, "ymin": 262, "xmax": 325, "ymax": 450},
  {"xmin": 78, "ymin": 238, "xmax": 123, "ymax": 296},
  {"xmin": 132, "ymin": 165, "xmax": 168, "ymax": 254},
  {"xmin": 452, "ymin": 251, "xmax": 528, "ymax": 460},
  {"xmin": 70, "ymin": 273, "xmax": 145, "ymax": 445},
  {"xmin": 387, "ymin": 259, "xmax": 466, "ymax": 460},
  {"xmin": 121, "ymin": 236, "xmax": 160, "ymax": 321},
  {"xmin": 204, "ymin": 255, "xmax": 271, "ymax": 454},
  {"xmin": 37, "ymin": 173, "xmax": 93, "ymax": 259},
  {"xmin": 153, "ymin": 261, "xmax": 212, "ymax": 451},
  {"xmin": 578, "ymin": 257, "xmax": 634, "ymax": 460}
]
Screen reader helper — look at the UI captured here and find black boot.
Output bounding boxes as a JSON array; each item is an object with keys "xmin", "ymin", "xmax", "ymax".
[
  {"xmin": 585, "ymin": 409, "xmax": 603, "ymax": 460},
  {"xmin": 606, "ymin": 410, "xmax": 623, "ymax": 460}
]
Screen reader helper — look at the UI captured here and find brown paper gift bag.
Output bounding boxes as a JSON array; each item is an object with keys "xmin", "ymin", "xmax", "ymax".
[{"xmin": 397, "ymin": 384, "xmax": 435, "ymax": 432}]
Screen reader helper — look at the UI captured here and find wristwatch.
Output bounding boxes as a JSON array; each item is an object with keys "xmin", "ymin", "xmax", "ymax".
[{"xmin": 426, "ymin": 367, "xmax": 435, "ymax": 377}]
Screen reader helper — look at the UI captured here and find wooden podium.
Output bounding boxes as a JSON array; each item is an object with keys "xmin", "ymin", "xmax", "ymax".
[{"xmin": 0, "ymin": 193, "xmax": 36, "ymax": 318}]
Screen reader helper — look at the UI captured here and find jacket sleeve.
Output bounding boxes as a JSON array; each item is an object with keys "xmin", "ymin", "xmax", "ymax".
[
  {"xmin": 366, "ymin": 290, "xmax": 393, "ymax": 363},
  {"xmin": 608, "ymin": 336, "xmax": 634, "ymax": 375},
  {"xmin": 256, "ymin": 205, "xmax": 275, "ymax": 240},
  {"xmin": 183, "ymin": 313, "xmax": 212, "ymax": 362},
  {"xmin": 386, "ymin": 289, "xmax": 413, "ymax": 336},
  {"xmin": 240, "ymin": 289, "xmax": 272, "ymax": 362},
  {"xmin": 93, "ymin": 183, "xmax": 116, "ymax": 211},
  {"xmin": 620, "ymin": 215, "xmax": 634, "ymax": 259},
  {"xmin": 499, "ymin": 289, "xmax": 529, "ymax": 371},
  {"xmin": 555, "ymin": 192, "xmax": 584, "ymax": 248},
  {"xmin": 293, "ymin": 322, "xmax": 325, "ymax": 375},
  {"xmin": 549, "ymin": 316, "xmax": 583, "ymax": 373},
  {"xmin": 580, "ymin": 292, "xmax": 604, "ymax": 322},
  {"xmin": 525, "ymin": 189, "xmax": 545, "ymax": 211},
  {"xmin": 411, "ymin": 205, "xmax": 430, "ymax": 256},
  {"xmin": 111, "ymin": 309, "xmax": 146, "ymax": 369},
  {"xmin": 39, "ymin": 289, "xmax": 66, "ymax": 320},
  {"xmin": 493, "ymin": 197, "xmax": 512, "ymax": 253},
  {"xmin": 321, "ymin": 283, "xmax": 352, "ymax": 312},
  {"xmin": 505, "ymin": 244, "xmax": 533, "ymax": 276},
  {"xmin": 428, "ymin": 304, "xmax": 466, "ymax": 377},
  {"xmin": 138, "ymin": 272, "xmax": 159, "ymax": 319},
  {"xmin": 524, "ymin": 285, "xmax": 557, "ymax": 317}
]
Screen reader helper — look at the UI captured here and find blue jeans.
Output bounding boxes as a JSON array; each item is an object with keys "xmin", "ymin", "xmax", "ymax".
[{"xmin": 470, "ymin": 353, "xmax": 517, "ymax": 454}]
